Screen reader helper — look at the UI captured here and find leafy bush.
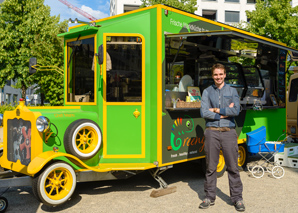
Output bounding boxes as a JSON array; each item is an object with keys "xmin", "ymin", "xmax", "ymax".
[{"xmin": 0, "ymin": 104, "xmax": 17, "ymax": 114}]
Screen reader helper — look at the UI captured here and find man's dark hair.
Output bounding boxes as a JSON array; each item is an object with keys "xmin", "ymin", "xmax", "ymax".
[{"xmin": 211, "ymin": 63, "xmax": 226, "ymax": 75}]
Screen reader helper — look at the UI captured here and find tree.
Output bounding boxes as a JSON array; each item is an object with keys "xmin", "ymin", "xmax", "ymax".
[
  {"xmin": 246, "ymin": 0, "xmax": 298, "ymax": 49},
  {"xmin": 140, "ymin": 0, "xmax": 197, "ymax": 13},
  {"xmin": 0, "ymin": 0, "xmax": 67, "ymax": 105}
]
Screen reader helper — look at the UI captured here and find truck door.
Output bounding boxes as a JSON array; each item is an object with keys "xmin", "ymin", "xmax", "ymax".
[
  {"xmin": 102, "ymin": 34, "xmax": 145, "ymax": 159},
  {"xmin": 287, "ymin": 73, "xmax": 298, "ymax": 137}
]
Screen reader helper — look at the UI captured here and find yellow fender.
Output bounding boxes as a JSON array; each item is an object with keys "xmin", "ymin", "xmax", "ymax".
[
  {"xmin": 238, "ymin": 138, "xmax": 246, "ymax": 144},
  {"xmin": 27, "ymin": 151, "xmax": 111, "ymax": 175}
]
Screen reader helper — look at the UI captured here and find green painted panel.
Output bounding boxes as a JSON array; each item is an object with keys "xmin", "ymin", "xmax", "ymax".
[
  {"xmin": 239, "ymin": 108, "xmax": 286, "ymax": 141},
  {"xmin": 148, "ymin": 8, "xmax": 158, "ymax": 163},
  {"xmin": 162, "ymin": 9, "xmax": 223, "ymax": 34},
  {"xmin": 106, "ymin": 105, "xmax": 142, "ymax": 155}
]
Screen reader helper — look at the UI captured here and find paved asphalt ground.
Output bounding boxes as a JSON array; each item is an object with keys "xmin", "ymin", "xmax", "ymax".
[{"xmin": 1, "ymin": 156, "xmax": 298, "ymax": 213}]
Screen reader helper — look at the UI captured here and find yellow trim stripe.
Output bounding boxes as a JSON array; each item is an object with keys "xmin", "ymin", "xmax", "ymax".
[
  {"xmin": 106, "ymin": 102, "xmax": 143, "ymax": 106},
  {"xmin": 102, "ymin": 33, "xmax": 146, "ymax": 159},
  {"xmin": 285, "ymin": 51, "xmax": 289, "ymax": 135},
  {"xmin": 157, "ymin": 5, "xmax": 163, "ymax": 165},
  {"xmin": 27, "ymin": 151, "xmax": 156, "ymax": 174}
]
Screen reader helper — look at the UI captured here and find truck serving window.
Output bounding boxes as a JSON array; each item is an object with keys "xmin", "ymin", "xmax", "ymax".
[
  {"xmin": 67, "ymin": 36, "xmax": 95, "ymax": 103},
  {"xmin": 106, "ymin": 36, "xmax": 142, "ymax": 102}
]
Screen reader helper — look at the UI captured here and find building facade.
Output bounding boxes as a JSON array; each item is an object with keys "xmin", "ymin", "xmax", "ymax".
[
  {"xmin": 110, "ymin": 0, "xmax": 257, "ymax": 24},
  {"xmin": 110, "ymin": 0, "xmax": 298, "ymax": 24},
  {"xmin": 0, "ymin": 80, "xmax": 40, "ymax": 106}
]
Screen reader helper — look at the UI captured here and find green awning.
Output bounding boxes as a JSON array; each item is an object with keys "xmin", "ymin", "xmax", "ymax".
[{"xmin": 58, "ymin": 26, "xmax": 99, "ymax": 38}]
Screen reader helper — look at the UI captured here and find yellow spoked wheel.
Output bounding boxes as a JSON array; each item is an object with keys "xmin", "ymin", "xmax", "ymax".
[
  {"xmin": 238, "ymin": 144, "xmax": 247, "ymax": 171},
  {"xmin": 33, "ymin": 162, "xmax": 76, "ymax": 206},
  {"xmin": 64, "ymin": 119, "xmax": 102, "ymax": 160},
  {"xmin": 75, "ymin": 126, "xmax": 98, "ymax": 154},
  {"xmin": 217, "ymin": 150, "xmax": 227, "ymax": 178}
]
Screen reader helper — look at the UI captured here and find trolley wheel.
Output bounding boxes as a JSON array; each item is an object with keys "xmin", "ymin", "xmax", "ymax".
[
  {"xmin": 0, "ymin": 196, "xmax": 8, "ymax": 212},
  {"xmin": 217, "ymin": 150, "xmax": 227, "ymax": 178},
  {"xmin": 272, "ymin": 166, "xmax": 285, "ymax": 179},
  {"xmin": 251, "ymin": 165, "xmax": 264, "ymax": 178},
  {"xmin": 238, "ymin": 144, "xmax": 247, "ymax": 171},
  {"xmin": 64, "ymin": 119, "xmax": 102, "ymax": 160},
  {"xmin": 32, "ymin": 161, "xmax": 76, "ymax": 206}
]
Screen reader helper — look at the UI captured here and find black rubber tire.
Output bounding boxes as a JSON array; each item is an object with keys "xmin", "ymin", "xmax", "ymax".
[
  {"xmin": 198, "ymin": 158, "xmax": 207, "ymax": 176},
  {"xmin": 32, "ymin": 161, "xmax": 76, "ymax": 206},
  {"xmin": 0, "ymin": 196, "xmax": 8, "ymax": 212},
  {"xmin": 64, "ymin": 119, "xmax": 102, "ymax": 160}
]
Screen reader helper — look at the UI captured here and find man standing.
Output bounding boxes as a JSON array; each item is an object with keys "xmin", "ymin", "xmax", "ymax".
[{"xmin": 199, "ymin": 63, "xmax": 245, "ymax": 211}]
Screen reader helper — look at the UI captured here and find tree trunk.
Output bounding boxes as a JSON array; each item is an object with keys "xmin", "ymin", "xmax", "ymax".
[
  {"xmin": 41, "ymin": 93, "xmax": 45, "ymax": 106},
  {"xmin": 21, "ymin": 82, "xmax": 26, "ymax": 99}
]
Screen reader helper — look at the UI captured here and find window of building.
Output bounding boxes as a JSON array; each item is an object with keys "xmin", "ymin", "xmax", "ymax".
[
  {"xmin": 106, "ymin": 36, "xmax": 143, "ymax": 102},
  {"xmin": 6, "ymin": 93, "xmax": 11, "ymax": 104},
  {"xmin": 6, "ymin": 80, "xmax": 11, "ymax": 86},
  {"xmin": 202, "ymin": 10, "xmax": 217, "ymax": 21},
  {"xmin": 123, "ymin": 5, "xmax": 140, "ymax": 13},
  {"xmin": 225, "ymin": 0, "xmax": 239, "ymax": 2},
  {"xmin": 225, "ymin": 11, "xmax": 240, "ymax": 22},
  {"xmin": 13, "ymin": 94, "xmax": 18, "ymax": 105},
  {"xmin": 247, "ymin": 0, "xmax": 256, "ymax": 3}
]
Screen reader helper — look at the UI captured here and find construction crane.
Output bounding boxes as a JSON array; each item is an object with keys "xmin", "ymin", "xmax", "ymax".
[{"xmin": 58, "ymin": 0, "xmax": 97, "ymax": 21}]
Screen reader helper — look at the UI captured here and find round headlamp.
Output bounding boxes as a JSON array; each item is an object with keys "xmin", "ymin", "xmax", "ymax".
[
  {"xmin": 36, "ymin": 116, "xmax": 50, "ymax": 132},
  {"xmin": 0, "ymin": 114, "xmax": 3, "ymax": 126}
]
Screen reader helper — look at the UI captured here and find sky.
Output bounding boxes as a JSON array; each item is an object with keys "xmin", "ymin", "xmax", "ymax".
[{"xmin": 44, "ymin": 0, "xmax": 110, "ymax": 26}]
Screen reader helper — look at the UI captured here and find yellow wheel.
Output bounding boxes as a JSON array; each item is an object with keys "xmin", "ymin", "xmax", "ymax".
[
  {"xmin": 238, "ymin": 144, "xmax": 247, "ymax": 171},
  {"xmin": 32, "ymin": 161, "xmax": 76, "ymax": 206},
  {"xmin": 217, "ymin": 150, "xmax": 226, "ymax": 178},
  {"xmin": 64, "ymin": 119, "xmax": 102, "ymax": 159}
]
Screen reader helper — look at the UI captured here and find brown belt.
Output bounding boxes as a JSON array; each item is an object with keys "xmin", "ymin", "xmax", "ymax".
[{"xmin": 206, "ymin": 127, "xmax": 232, "ymax": 132}]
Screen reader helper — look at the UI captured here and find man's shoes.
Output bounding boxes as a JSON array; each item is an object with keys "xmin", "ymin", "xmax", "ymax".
[
  {"xmin": 234, "ymin": 200, "xmax": 245, "ymax": 212},
  {"xmin": 199, "ymin": 198, "xmax": 215, "ymax": 209}
]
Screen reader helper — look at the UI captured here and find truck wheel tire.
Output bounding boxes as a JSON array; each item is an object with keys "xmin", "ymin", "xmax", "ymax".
[
  {"xmin": 64, "ymin": 119, "xmax": 102, "ymax": 160},
  {"xmin": 217, "ymin": 150, "xmax": 226, "ymax": 178},
  {"xmin": 32, "ymin": 161, "xmax": 76, "ymax": 206},
  {"xmin": 238, "ymin": 144, "xmax": 248, "ymax": 171},
  {"xmin": 0, "ymin": 196, "xmax": 8, "ymax": 212}
]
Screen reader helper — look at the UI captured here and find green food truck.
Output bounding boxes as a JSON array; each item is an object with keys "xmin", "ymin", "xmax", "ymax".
[{"xmin": 0, "ymin": 4, "xmax": 297, "ymax": 208}]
